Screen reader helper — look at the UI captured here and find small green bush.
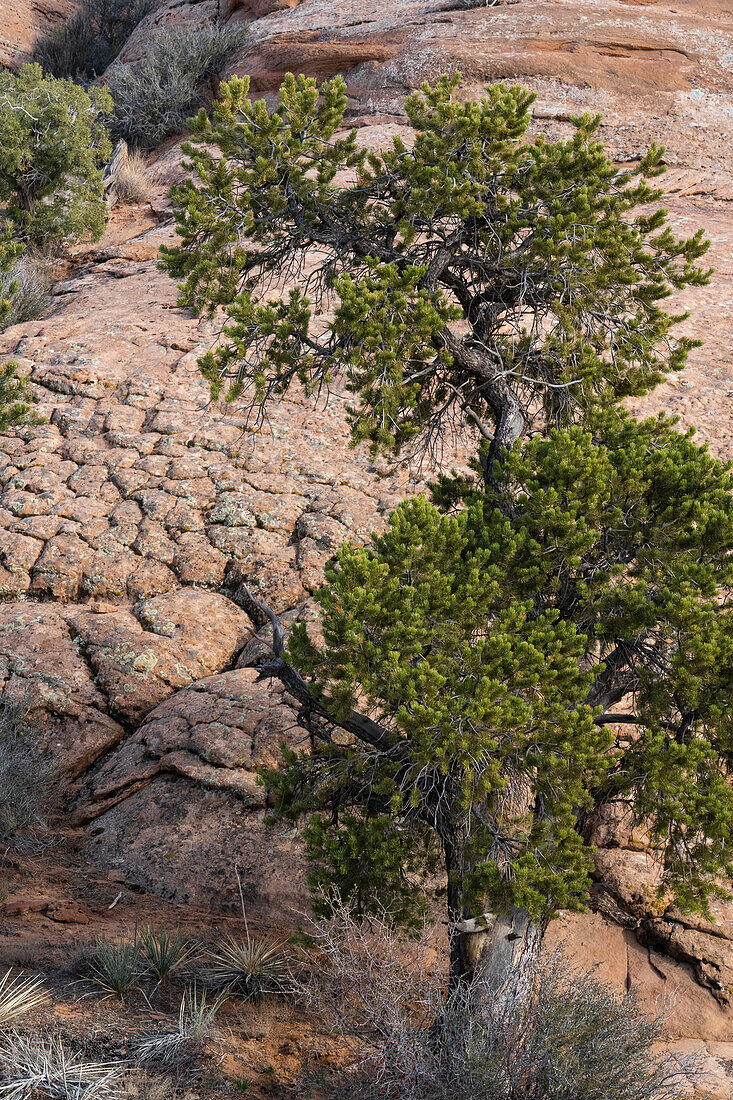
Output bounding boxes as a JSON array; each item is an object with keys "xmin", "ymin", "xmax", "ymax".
[
  {"xmin": 106, "ymin": 24, "xmax": 247, "ymax": 150},
  {"xmin": 0, "ymin": 363, "xmax": 42, "ymax": 432},
  {"xmin": 33, "ymin": 0, "xmax": 157, "ymax": 83},
  {"xmin": 0, "ymin": 64, "xmax": 112, "ymax": 247}
]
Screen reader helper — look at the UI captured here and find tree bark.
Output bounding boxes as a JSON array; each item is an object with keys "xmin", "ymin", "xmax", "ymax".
[
  {"xmin": 455, "ymin": 906, "xmax": 546, "ymax": 1016},
  {"xmin": 444, "ymin": 819, "xmax": 545, "ymax": 1008}
]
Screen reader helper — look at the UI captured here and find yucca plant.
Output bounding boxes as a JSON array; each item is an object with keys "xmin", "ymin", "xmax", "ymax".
[
  {"xmin": 0, "ymin": 970, "xmax": 50, "ymax": 1027},
  {"xmin": 206, "ymin": 934, "xmax": 288, "ymax": 1002},
  {"xmin": 137, "ymin": 985, "xmax": 224, "ymax": 1066},
  {"xmin": 88, "ymin": 938, "xmax": 140, "ymax": 1000},
  {"xmin": 0, "ymin": 1033, "xmax": 122, "ymax": 1100},
  {"xmin": 139, "ymin": 927, "xmax": 194, "ymax": 984}
]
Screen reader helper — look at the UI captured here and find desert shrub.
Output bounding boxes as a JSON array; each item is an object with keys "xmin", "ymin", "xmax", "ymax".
[
  {"xmin": 0, "ymin": 250, "xmax": 53, "ymax": 329},
  {"xmin": 112, "ymin": 151, "xmax": 159, "ymax": 205},
  {"xmin": 88, "ymin": 937, "xmax": 141, "ymax": 999},
  {"xmin": 206, "ymin": 933, "xmax": 287, "ymax": 1001},
  {"xmin": 0, "ymin": 64, "xmax": 112, "ymax": 247},
  {"xmin": 106, "ymin": 24, "xmax": 247, "ymax": 149},
  {"xmin": 33, "ymin": 0, "xmax": 158, "ymax": 83},
  {"xmin": 0, "ymin": 363, "xmax": 43, "ymax": 432},
  {"xmin": 0, "ymin": 237, "xmax": 43, "ymax": 428},
  {"xmin": 0, "ymin": 233, "xmax": 23, "ymax": 327},
  {"xmin": 137, "ymin": 985, "xmax": 224, "ymax": 1065},
  {"xmin": 294, "ymin": 905, "xmax": 698, "ymax": 1100},
  {"xmin": 0, "ymin": 1034, "xmax": 122, "ymax": 1100},
  {"xmin": 0, "ymin": 970, "xmax": 50, "ymax": 1027},
  {"xmin": 0, "ymin": 700, "xmax": 55, "ymax": 840}
]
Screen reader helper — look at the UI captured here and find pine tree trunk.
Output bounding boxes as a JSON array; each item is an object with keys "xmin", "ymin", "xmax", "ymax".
[
  {"xmin": 473, "ymin": 907, "xmax": 545, "ymax": 1011},
  {"xmin": 453, "ymin": 905, "xmax": 546, "ymax": 1016},
  {"xmin": 443, "ymin": 829, "xmax": 545, "ymax": 1007}
]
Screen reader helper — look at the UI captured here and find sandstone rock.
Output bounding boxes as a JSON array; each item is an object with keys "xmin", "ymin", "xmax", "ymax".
[
  {"xmin": 0, "ymin": 604, "xmax": 125, "ymax": 777},
  {"xmin": 64, "ymin": 590, "xmax": 252, "ymax": 724},
  {"xmin": 226, "ymin": 0, "xmax": 301, "ymax": 18},
  {"xmin": 45, "ymin": 902, "xmax": 91, "ymax": 924},
  {"xmin": 2, "ymin": 895, "xmax": 54, "ymax": 916},
  {"xmin": 82, "ymin": 776, "xmax": 309, "ymax": 914},
  {"xmin": 548, "ymin": 912, "xmax": 733, "ymax": 1042},
  {"xmin": 0, "ymin": 0, "xmax": 78, "ymax": 67},
  {"xmin": 79, "ymin": 667, "xmax": 302, "ymax": 814}
]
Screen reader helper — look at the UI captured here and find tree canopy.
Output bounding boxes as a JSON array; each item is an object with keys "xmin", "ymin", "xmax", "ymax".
[
  {"xmin": 162, "ymin": 72, "xmax": 708, "ymax": 481},
  {"xmin": 262, "ymin": 408, "xmax": 733, "ymax": 926},
  {"xmin": 164, "ymin": 74, "xmax": 728, "ymax": 985}
]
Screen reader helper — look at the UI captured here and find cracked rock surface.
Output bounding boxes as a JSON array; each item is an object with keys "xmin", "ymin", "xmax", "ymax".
[{"xmin": 0, "ymin": 196, "xmax": 411, "ymax": 919}]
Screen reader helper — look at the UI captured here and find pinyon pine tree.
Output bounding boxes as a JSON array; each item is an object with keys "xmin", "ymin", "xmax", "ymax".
[{"xmin": 163, "ymin": 74, "xmax": 731, "ymax": 1000}]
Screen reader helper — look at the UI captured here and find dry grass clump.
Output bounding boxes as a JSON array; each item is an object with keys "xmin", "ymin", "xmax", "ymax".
[
  {"xmin": 112, "ymin": 153, "xmax": 160, "ymax": 206},
  {"xmin": 137, "ymin": 986, "xmax": 224, "ymax": 1066},
  {"xmin": 0, "ymin": 971, "xmax": 50, "ymax": 1027},
  {"xmin": 0, "ymin": 1034, "xmax": 123, "ymax": 1100},
  {"xmin": 0, "ymin": 699, "xmax": 57, "ymax": 840}
]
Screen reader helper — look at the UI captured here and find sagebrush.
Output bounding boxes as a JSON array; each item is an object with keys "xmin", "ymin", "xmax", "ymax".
[
  {"xmin": 33, "ymin": 0, "xmax": 157, "ymax": 83},
  {"xmin": 0, "ymin": 233, "xmax": 44, "ymax": 428},
  {"xmin": 107, "ymin": 24, "xmax": 247, "ymax": 149},
  {"xmin": 0, "ymin": 250, "xmax": 53, "ymax": 329},
  {"xmin": 294, "ymin": 906, "xmax": 697, "ymax": 1100}
]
